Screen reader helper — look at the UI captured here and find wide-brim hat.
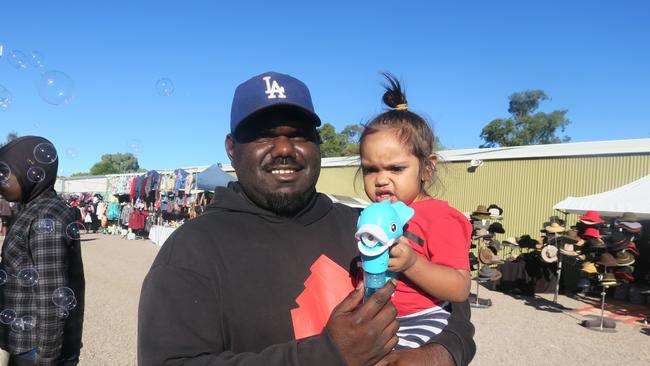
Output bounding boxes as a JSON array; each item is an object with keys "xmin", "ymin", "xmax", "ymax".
[
  {"xmin": 478, "ymin": 266, "xmax": 502, "ymax": 281},
  {"xmin": 619, "ymin": 212, "xmax": 639, "ymax": 222},
  {"xmin": 559, "ymin": 244, "xmax": 578, "ymax": 256},
  {"xmin": 472, "ymin": 205, "xmax": 490, "ymax": 216},
  {"xmin": 615, "ymin": 220, "xmax": 642, "ymax": 233},
  {"xmin": 488, "ymin": 222, "xmax": 505, "ymax": 234},
  {"xmin": 516, "ymin": 235, "xmax": 538, "ymax": 249},
  {"xmin": 581, "ymin": 227, "xmax": 601, "ymax": 239},
  {"xmin": 600, "ymin": 273, "xmax": 618, "ymax": 286},
  {"xmin": 614, "ymin": 251, "xmax": 635, "ymax": 266},
  {"xmin": 607, "ymin": 231, "xmax": 631, "ymax": 251},
  {"xmin": 487, "ymin": 204, "xmax": 503, "ymax": 218},
  {"xmin": 625, "ymin": 242, "xmax": 640, "ymax": 256},
  {"xmin": 566, "ymin": 230, "xmax": 585, "ymax": 246},
  {"xmin": 478, "ymin": 247, "xmax": 503, "ymax": 265},
  {"xmin": 548, "ymin": 215, "xmax": 566, "ymax": 226},
  {"xmin": 596, "ymin": 253, "xmax": 618, "ymax": 267},
  {"xmin": 581, "ymin": 261, "xmax": 598, "ymax": 274},
  {"xmin": 488, "ymin": 238, "xmax": 502, "ymax": 250},
  {"xmin": 502, "ymin": 237, "xmax": 518, "ymax": 246},
  {"xmin": 544, "ymin": 222, "xmax": 565, "ymax": 233},
  {"xmin": 579, "ymin": 210, "xmax": 604, "ymax": 225},
  {"xmin": 540, "ymin": 245, "xmax": 558, "ymax": 263},
  {"xmin": 586, "ymin": 237, "xmax": 606, "ymax": 249}
]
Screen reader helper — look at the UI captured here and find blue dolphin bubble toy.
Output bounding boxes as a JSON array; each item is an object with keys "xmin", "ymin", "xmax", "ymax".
[{"xmin": 355, "ymin": 200, "xmax": 414, "ymax": 300}]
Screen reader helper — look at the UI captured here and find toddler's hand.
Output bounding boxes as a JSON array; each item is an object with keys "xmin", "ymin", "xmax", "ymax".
[{"xmin": 388, "ymin": 236, "xmax": 417, "ymax": 273}]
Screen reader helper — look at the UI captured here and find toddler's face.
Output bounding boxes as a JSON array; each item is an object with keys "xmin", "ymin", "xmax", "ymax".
[{"xmin": 360, "ymin": 128, "xmax": 424, "ymax": 205}]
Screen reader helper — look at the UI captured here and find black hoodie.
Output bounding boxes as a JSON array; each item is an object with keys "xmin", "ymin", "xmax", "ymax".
[
  {"xmin": 138, "ymin": 183, "xmax": 475, "ymax": 365},
  {"xmin": 0, "ymin": 136, "xmax": 59, "ymax": 204}
]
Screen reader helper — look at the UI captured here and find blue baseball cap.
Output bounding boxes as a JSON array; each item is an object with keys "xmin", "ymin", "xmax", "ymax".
[{"xmin": 230, "ymin": 71, "xmax": 321, "ymax": 133}]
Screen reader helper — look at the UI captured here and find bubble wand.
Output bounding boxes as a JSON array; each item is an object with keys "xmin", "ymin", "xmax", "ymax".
[{"xmin": 355, "ymin": 200, "xmax": 414, "ymax": 300}]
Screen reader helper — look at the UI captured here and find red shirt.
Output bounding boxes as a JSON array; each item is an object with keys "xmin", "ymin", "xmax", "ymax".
[{"xmin": 392, "ymin": 199, "xmax": 471, "ymax": 316}]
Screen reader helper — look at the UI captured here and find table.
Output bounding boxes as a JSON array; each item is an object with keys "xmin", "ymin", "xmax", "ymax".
[{"xmin": 148, "ymin": 225, "xmax": 176, "ymax": 246}]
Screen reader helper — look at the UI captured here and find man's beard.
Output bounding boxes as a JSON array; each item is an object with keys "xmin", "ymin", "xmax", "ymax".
[{"xmin": 266, "ymin": 190, "xmax": 314, "ymax": 216}]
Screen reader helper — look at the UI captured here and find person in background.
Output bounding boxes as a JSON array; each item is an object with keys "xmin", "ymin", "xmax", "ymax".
[{"xmin": 0, "ymin": 136, "xmax": 85, "ymax": 366}]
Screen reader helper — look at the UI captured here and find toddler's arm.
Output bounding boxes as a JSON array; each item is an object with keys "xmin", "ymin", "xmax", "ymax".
[{"xmin": 388, "ymin": 236, "xmax": 470, "ymax": 302}]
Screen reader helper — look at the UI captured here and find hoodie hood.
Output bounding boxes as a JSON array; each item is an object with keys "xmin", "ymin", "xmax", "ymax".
[
  {"xmin": 208, "ymin": 181, "xmax": 332, "ymax": 226},
  {"xmin": 0, "ymin": 136, "xmax": 59, "ymax": 203}
]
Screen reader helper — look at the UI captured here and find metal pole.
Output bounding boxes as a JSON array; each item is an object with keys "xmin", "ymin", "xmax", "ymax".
[
  {"xmin": 600, "ymin": 284, "xmax": 608, "ymax": 330},
  {"xmin": 553, "ymin": 234, "xmax": 562, "ymax": 303}
]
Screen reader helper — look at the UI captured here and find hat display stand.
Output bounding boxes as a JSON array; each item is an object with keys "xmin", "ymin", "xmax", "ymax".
[
  {"xmin": 470, "ymin": 266, "xmax": 493, "ymax": 309},
  {"xmin": 552, "ymin": 234, "xmax": 563, "ymax": 304},
  {"xmin": 581, "ymin": 273, "xmax": 617, "ymax": 333}
]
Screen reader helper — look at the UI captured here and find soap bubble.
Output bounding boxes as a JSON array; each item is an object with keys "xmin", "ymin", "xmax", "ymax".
[
  {"xmin": 126, "ymin": 139, "xmax": 143, "ymax": 157},
  {"xmin": 38, "ymin": 70, "xmax": 74, "ymax": 105},
  {"xmin": 0, "ymin": 85, "xmax": 12, "ymax": 111},
  {"xmin": 0, "ymin": 162, "xmax": 10, "ymax": 183},
  {"xmin": 66, "ymin": 222, "xmax": 85, "ymax": 240},
  {"xmin": 56, "ymin": 308, "xmax": 69, "ymax": 318},
  {"xmin": 155, "ymin": 78, "xmax": 174, "ymax": 96},
  {"xmin": 18, "ymin": 316, "xmax": 36, "ymax": 331},
  {"xmin": 27, "ymin": 166, "xmax": 46, "ymax": 183},
  {"xmin": 28, "ymin": 51, "xmax": 45, "ymax": 69},
  {"xmin": 16, "ymin": 267, "xmax": 39, "ymax": 287},
  {"xmin": 7, "ymin": 49, "xmax": 28, "ymax": 69},
  {"xmin": 35, "ymin": 218, "xmax": 55, "ymax": 234},
  {"xmin": 11, "ymin": 318, "xmax": 24, "ymax": 331},
  {"xmin": 33, "ymin": 142, "xmax": 58, "ymax": 164},
  {"xmin": 0, "ymin": 309, "xmax": 16, "ymax": 325},
  {"xmin": 52, "ymin": 287, "xmax": 76, "ymax": 310},
  {"xmin": 65, "ymin": 148, "xmax": 78, "ymax": 159},
  {"xmin": 0, "ymin": 270, "xmax": 7, "ymax": 286}
]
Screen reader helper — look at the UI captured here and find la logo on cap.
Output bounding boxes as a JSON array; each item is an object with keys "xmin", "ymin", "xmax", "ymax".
[{"xmin": 263, "ymin": 75, "xmax": 286, "ymax": 99}]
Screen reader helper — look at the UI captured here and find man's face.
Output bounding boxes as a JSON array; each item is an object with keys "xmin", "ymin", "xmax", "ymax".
[
  {"xmin": 0, "ymin": 174, "xmax": 22, "ymax": 202},
  {"xmin": 226, "ymin": 110, "xmax": 321, "ymax": 216}
]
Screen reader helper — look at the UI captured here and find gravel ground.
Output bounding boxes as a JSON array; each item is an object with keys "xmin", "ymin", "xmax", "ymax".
[{"xmin": 7, "ymin": 233, "xmax": 647, "ymax": 365}]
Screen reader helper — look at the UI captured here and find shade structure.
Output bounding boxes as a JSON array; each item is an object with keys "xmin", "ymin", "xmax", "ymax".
[
  {"xmin": 553, "ymin": 174, "xmax": 650, "ymax": 219},
  {"xmin": 195, "ymin": 164, "xmax": 236, "ymax": 191}
]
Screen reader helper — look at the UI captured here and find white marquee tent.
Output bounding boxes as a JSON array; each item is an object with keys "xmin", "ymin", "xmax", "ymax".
[{"xmin": 553, "ymin": 174, "xmax": 650, "ymax": 219}]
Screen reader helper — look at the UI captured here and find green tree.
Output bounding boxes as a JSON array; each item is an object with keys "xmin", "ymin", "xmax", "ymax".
[
  {"xmin": 89, "ymin": 153, "xmax": 141, "ymax": 175},
  {"xmin": 0, "ymin": 131, "xmax": 18, "ymax": 147},
  {"xmin": 318, "ymin": 123, "xmax": 362, "ymax": 157},
  {"xmin": 479, "ymin": 90, "xmax": 570, "ymax": 148}
]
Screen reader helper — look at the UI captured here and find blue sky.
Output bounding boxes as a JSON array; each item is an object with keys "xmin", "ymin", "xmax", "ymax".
[{"xmin": 1, "ymin": 0, "xmax": 648, "ymax": 176}]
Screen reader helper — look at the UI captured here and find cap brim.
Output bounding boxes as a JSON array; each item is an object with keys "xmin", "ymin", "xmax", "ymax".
[{"xmin": 234, "ymin": 103, "xmax": 321, "ymax": 134}]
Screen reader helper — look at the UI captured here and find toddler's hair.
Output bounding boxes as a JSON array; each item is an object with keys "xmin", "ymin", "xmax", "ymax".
[{"xmin": 359, "ymin": 72, "xmax": 439, "ymax": 190}]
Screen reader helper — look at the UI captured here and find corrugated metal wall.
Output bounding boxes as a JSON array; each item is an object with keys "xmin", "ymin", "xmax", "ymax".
[{"xmin": 317, "ymin": 154, "xmax": 650, "ymax": 242}]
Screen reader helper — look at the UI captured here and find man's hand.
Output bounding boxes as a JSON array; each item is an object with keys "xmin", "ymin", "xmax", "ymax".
[
  {"xmin": 388, "ymin": 236, "xmax": 418, "ymax": 273},
  {"xmin": 374, "ymin": 343, "xmax": 455, "ymax": 366},
  {"xmin": 326, "ymin": 280, "xmax": 400, "ymax": 366}
]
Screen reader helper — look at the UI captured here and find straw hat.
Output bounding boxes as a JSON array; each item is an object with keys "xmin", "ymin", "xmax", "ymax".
[
  {"xmin": 544, "ymin": 222, "xmax": 565, "ymax": 233},
  {"xmin": 596, "ymin": 253, "xmax": 618, "ymax": 267},
  {"xmin": 540, "ymin": 245, "xmax": 558, "ymax": 263}
]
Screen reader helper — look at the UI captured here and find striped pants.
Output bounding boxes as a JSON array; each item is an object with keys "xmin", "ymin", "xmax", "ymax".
[{"xmin": 395, "ymin": 303, "xmax": 450, "ymax": 349}]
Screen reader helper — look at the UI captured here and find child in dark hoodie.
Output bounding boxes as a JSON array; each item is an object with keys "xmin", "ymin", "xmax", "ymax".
[{"xmin": 0, "ymin": 136, "xmax": 85, "ymax": 366}]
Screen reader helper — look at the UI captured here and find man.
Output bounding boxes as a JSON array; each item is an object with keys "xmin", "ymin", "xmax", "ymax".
[
  {"xmin": 138, "ymin": 72, "xmax": 475, "ymax": 365},
  {"xmin": 0, "ymin": 137, "xmax": 85, "ymax": 366}
]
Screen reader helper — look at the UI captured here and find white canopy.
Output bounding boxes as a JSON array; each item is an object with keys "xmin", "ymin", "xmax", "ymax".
[{"xmin": 553, "ymin": 174, "xmax": 650, "ymax": 219}]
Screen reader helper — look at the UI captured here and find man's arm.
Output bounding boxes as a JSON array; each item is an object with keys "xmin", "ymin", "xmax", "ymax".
[
  {"xmin": 375, "ymin": 301, "xmax": 476, "ymax": 366},
  {"xmin": 138, "ymin": 262, "xmax": 399, "ymax": 366}
]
